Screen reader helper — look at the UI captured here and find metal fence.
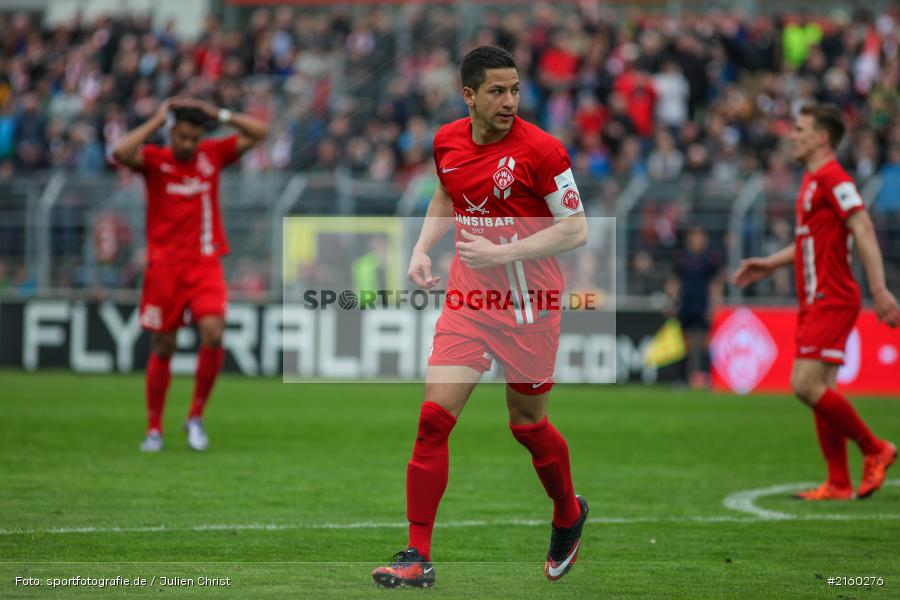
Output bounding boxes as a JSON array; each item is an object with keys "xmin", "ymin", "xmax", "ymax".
[{"xmin": 0, "ymin": 169, "xmax": 897, "ymax": 304}]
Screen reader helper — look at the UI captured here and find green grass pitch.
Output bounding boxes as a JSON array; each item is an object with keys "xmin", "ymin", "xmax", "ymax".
[{"xmin": 1, "ymin": 370, "xmax": 898, "ymax": 599}]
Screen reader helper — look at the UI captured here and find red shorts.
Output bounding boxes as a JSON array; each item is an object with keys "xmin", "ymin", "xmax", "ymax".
[
  {"xmin": 427, "ymin": 310, "xmax": 559, "ymax": 395},
  {"xmin": 795, "ymin": 305, "xmax": 859, "ymax": 365},
  {"xmin": 139, "ymin": 260, "xmax": 227, "ymax": 332}
]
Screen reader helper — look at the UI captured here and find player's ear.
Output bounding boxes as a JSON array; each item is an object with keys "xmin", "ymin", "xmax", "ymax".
[{"xmin": 462, "ymin": 86, "xmax": 476, "ymax": 108}]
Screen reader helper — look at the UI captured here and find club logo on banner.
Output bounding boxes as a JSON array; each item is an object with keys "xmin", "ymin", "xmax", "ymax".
[
  {"xmin": 711, "ymin": 307, "xmax": 900, "ymax": 395},
  {"xmin": 710, "ymin": 308, "xmax": 777, "ymax": 394}
]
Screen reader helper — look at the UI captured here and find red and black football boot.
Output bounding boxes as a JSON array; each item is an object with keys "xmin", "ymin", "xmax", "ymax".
[
  {"xmin": 371, "ymin": 548, "xmax": 435, "ymax": 589},
  {"xmin": 545, "ymin": 495, "xmax": 589, "ymax": 581}
]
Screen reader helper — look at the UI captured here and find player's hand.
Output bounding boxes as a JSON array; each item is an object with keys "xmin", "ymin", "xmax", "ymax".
[
  {"xmin": 873, "ymin": 288, "xmax": 900, "ymax": 328},
  {"xmin": 170, "ymin": 97, "xmax": 219, "ymax": 120},
  {"xmin": 407, "ymin": 250, "xmax": 440, "ymax": 289},
  {"xmin": 731, "ymin": 257, "xmax": 773, "ymax": 288},
  {"xmin": 153, "ymin": 98, "xmax": 173, "ymax": 124},
  {"xmin": 456, "ymin": 229, "xmax": 506, "ymax": 269}
]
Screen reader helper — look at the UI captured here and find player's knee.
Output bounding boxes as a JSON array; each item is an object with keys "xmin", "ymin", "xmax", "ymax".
[
  {"xmin": 201, "ymin": 333, "xmax": 224, "ymax": 348},
  {"xmin": 791, "ymin": 374, "xmax": 821, "ymax": 405},
  {"xmin": 151, "ymin": 337, "xmax": 176, "ymax": 359},
  {"xmin": 415, "ymin": 401, "xmax": 457, "ymax": 447},
  {"xmin": 508, "ymin": 404, "xmax": 545, "ymax": 425},
  {"xmin": 199, "ymin": 321, "xmax": 225, "ymax": 348}
]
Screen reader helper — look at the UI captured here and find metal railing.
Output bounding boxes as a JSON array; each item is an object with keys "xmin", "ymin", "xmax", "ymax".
[{"xmin": 1, "ymin": 169, "xmax": 898, "ymax": 304}]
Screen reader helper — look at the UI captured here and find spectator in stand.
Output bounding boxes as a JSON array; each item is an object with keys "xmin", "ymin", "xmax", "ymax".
[
  {"xmin": 1, "ymin": 4, "xmax": 900, "ymax": 297},
  {"xmin": 647, "ymin": 129, "xmax": 684, "ymax": 181},
  {"xmin": 600, "ymin": 91, "xmax": 636, "ymax": 156},
  {"xmin": 2, "ymin": 4, "xmax": 897, "ymax": 192},
  {"xmin": 653, "ymin": 61, "xmax": 689, "ymax": 131},
  {"xmin": 667, "ymin": 227, "xmax": 723, "ymax": 389},
  {"xmin": 613, "ymin": 56, "xmax": 657, "ymax": 138}
]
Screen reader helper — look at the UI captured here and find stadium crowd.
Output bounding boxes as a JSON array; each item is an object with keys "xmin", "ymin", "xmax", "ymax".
[{"xmin": 1, "ymin": 3, "xmax": 900, "ymax": 296}]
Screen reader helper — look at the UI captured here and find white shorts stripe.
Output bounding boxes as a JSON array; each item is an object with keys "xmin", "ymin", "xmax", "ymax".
[
  {"xmin": 503, "ymin": 261, "xmax": 524, "ymax": 325},
  {"xmin": 201, "ymin": 192, "xmax": 214, "ymax": 256},
  {"xmin": 514, "ymin": 259, "xmax": 534, "ymax": 324}
]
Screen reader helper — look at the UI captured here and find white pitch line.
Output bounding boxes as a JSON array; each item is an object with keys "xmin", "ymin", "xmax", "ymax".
[
  {"xmin": 3, "ymin": 513, "xmax": 900, "ymax": 537},
  {"xmin": 723, "ymin": 479, "xmax": 900, "ymax": 519}
]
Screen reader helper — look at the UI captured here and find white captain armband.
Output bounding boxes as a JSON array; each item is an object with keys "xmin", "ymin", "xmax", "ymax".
[{"xmin": 543, "ymin": 168, "xmax": 583, "ymax": 220}]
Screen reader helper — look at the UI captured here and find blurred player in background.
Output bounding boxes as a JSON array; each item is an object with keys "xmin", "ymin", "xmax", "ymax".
[
  {"xmin": 733, "ymin": 103, "xmax": 899, "ymax": 500},
  {"xmin": 113, "ymin": 98, "xmax": 268, "ymax": 452},
  {"xmin": 372, "ymin": 46, "xmax": 589, "ymax": 589}
]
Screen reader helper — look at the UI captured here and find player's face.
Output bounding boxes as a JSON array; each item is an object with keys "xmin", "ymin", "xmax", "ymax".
[
  {"xmin": 170, "ymin": 121, "xmax": 205, "ymax": 162},
  {"xmin": 789, "ymin": 114, "xmax": 825, "ymax": 164},
  {"xmin": 466, "ymin": 68, "xmax": 520, "ymax": 133}
]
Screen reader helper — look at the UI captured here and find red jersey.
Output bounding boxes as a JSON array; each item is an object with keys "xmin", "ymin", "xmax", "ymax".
[
  {"xmin": 794, "ymin": 159, "xmax": 864, "ymax": 310},
  {"xmin": 139, "ymin": 135, "xmax": 239, "ymax": 263},
  {"xmin": 434, "ymin": 117, "xmax": 584, "ymax": 330}
]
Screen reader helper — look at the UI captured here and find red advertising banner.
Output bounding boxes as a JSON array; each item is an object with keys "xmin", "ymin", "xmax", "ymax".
[{"xmin": 711, "ymin": 306, "xmax": 900, "ymax": 396}]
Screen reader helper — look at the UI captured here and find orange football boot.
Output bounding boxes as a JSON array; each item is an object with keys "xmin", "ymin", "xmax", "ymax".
[
  {"xmin": 858, "ymin": 441, "xmax": 897, "ymax": 499},
  {"xmin": 792, "ymin": 482, "xmax": 854, "ymax": 501}
]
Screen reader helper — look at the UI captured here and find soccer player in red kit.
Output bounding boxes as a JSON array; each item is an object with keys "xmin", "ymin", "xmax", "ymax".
[
  {"xmin": 372, "ymin": 46, "xmax": 589, "ymax": 589},
  {"xmin": 113, "ymin": 98, "xmax": 268, "ymax": 452},
  {"xmin": 734, "ymin": 104, "xmax": 899, "ymax": 500}
]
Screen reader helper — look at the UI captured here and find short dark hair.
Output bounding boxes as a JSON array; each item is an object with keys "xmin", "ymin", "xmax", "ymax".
[
  {"xmin": 460, "ymin": 45, "xmax": 516, "ymax": 91},
  {"xmin": 172, "ymin": 106, "xmax": 210, "ymax": 128},
  {"xmin": 799, "ymin": 103, "xmax": 846, "ymax": 149}
]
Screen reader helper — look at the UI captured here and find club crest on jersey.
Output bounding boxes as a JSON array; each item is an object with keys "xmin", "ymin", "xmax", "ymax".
[{"xmin": 493, "ymin": 156, "xmax": 516, "ymax": 200}]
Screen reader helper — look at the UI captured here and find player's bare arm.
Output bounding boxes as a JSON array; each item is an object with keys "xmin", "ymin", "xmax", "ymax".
[
  {"xmin": 456, "ymin": 212, "xmax": 587, "ymax": 269},
  {"xmin": 112, "ymin": 98, "xmax": 172, "ymax": 170},
  {"xmin": 408, "ymin": 183, "xmax": 454, "ymax": 288},
  {"xmin": 174, "ymin": 98, "xmax": 269, "ymax": 155},
  {"xmin": 732, "ymin": 243, "xmax": 795, "ymax": 288},
  {"xmin": 846, "ymin": 210, "xmax": 900, "ymax": 327}
]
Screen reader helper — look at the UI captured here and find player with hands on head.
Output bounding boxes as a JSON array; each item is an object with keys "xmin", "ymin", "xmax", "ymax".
[{"xmin": 113, "ymin": 96, "xmax": 268, "ymax": 453}]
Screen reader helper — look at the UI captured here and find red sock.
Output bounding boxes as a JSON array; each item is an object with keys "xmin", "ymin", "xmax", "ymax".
[
  {"xmin": 146, "ymin": 352, "xmax": 171, "ymax": 433},
  {"xmin": 510, "ymin": 417, "xmax": 580, "ymax": 528},
  {"xmin": 407, "ymin": 401, "xmax": 456, "ymax": 561},
  {"xmin": 189, "ymin": 346, "xmax": 225, "ymax": 419},
  {"xmin": 813, "ymin": 411, "xmax": 851, "ymax": 489},
  {"xmin": 814, "ymin": 389, "xmax": 883, "ymax": 456}
]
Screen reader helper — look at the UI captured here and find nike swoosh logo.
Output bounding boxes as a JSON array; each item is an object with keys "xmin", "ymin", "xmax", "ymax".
[
  {"xmin": 547, "ymin": 541, "xmax": 580, "ymax": 578},
  {"xmin": 422, "ymin": 566, "xmax": 433, "ymax": 574},
  {"xmin": 441, "ymin": 167, "xmax": 459, "ymax": 173},
  {"xmin": 532, "ymin": 378, "xmax": 551, "ymax": 389}
]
